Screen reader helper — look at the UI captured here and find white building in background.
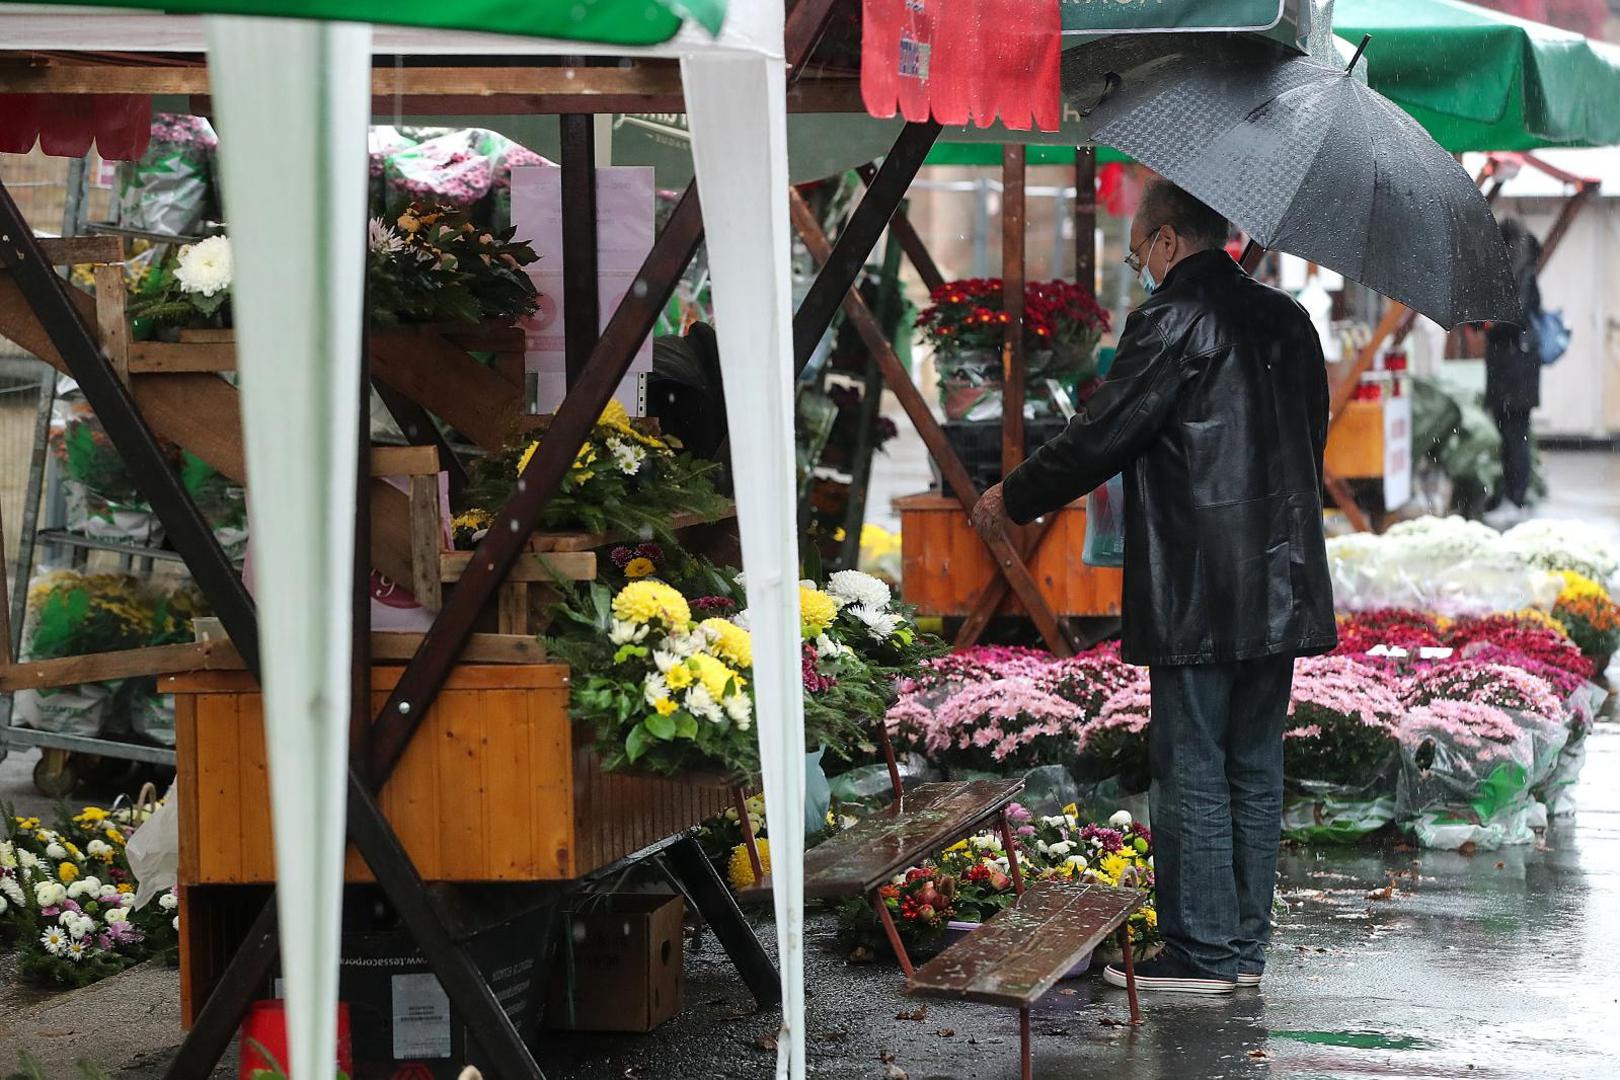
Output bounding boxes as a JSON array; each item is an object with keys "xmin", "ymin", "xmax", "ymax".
[{"xmin": 1463, "ymin": 149, "xmax": 1620, "ymax": 441}]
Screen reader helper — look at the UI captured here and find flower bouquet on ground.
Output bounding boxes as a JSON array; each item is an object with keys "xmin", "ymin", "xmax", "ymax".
[
  {"xmin": 458, "ymin": 400, "xmax": 729, "ymax": 548},
  {"xmin": 2, "ymin": 808, "xmax": 179, "ymax": 988},
  {"xmin": 1281, "ymin": 655, "xmax": 1405, "ymax": 844},
  {"xmin": 1403, "ymin": 660, "xmax": 1569, "ymax": 787},
  {"xmin": 1395, "ymin": 697, "xmax": 1536, "ymax": 852}
]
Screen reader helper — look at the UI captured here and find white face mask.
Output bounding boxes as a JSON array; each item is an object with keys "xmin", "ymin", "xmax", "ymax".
[{"xmin": 1138, "ymin": 261, "xmax": 1160, "ymax": 295}]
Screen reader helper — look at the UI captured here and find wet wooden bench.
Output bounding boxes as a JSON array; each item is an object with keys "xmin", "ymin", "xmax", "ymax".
[{"xmin": 908, "ymin": 880, "xmax": 1145, "ymax": 1080}]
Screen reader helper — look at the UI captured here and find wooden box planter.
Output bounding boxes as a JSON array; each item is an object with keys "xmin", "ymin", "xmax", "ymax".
[
  {"xmin": 168, "ymin": 664, "xmax": 732, "ymax": 886},
  {"xmin": 895, "ymin": 492, "xmax": 1122, "ymax": 618}
]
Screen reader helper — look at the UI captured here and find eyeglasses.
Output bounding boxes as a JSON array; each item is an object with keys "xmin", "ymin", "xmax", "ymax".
[{"xmin": 1124, "ymin": 228, "xmax": 1163, "ymax": 274}]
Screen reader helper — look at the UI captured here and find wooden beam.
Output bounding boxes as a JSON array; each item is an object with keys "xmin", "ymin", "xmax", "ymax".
[
  {"xmin": 1001, "ymin": 144, "xmax": 1027, "ymax": 478},
  {"xmin": 560, "ymin": 111, "xmax": 600, "ymax": 387},
  {"xmin": 439, "ymin": 549, "xmax": 596, "ymax": 583},
  {"xmin": 408, "ymin": 474, "xmax": 445, "ymax": 613},
  {"xmin": 794, "ymin": 122, "xmax": 942, "ymax": 377},
  {"xmin": 126, "ymin": 340, "xmax": 236, "ymax": 374},
  {"xmin": 1074, "ymin": 148, "xmax": 1097, "ymax": 287},
  {"xmin": 788, "ymin": 188, "xmax": 1072, "ymax": 657},
  {"xmin": 368, "ymin": 327, "xmax": 522, "ymax": 453},
  {"xmin": 38, "ymin": 234, "xmax": 124, "ymax": 265},
  {"xmin": 1538, "ymin": 181, "xmax": 1596, "ymax": 273},
  {"xmin": 370, "ymin": 445, "xmax": 442, "ymax": 478}
]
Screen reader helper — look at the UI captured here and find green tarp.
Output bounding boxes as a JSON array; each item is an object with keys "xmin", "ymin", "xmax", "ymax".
[
  {"xmin": 1336, "ymin": 0, "xmax": 1620, "ymax": 150},
  {"xmin": 925, "ymin": 143, "xmax": 1132, "ymax": 166},
  {"xmin": 7, "ymin": 0, "xmax": 723, "ymax": 44}
]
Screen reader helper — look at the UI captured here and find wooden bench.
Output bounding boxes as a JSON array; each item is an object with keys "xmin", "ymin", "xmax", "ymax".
[{"xmin": 908, "ymin": 880, "xmax": 1145, "ymax": 1080}]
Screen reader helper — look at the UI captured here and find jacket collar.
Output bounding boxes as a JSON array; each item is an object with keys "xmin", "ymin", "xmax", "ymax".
[{"xmin": 1158, "ymin": 247, "xmax": 1242, "ymax": 293}]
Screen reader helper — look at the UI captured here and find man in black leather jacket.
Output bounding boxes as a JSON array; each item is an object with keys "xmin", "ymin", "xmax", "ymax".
[{"xmin": 972, "ymin": 180, "xmax": 1337, "ymax": 995}]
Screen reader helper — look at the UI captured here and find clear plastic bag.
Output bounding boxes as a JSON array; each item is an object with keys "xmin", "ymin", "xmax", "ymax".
[
  {"xmin": 1396, "ymin": 722, "xmax": 1536, "ymax": 849},
  {"xmin": 125, "ymin": 784, "xmax": 180, "ymax": 910},
  {"xmin": 1083, "ymin": 474, "xmax": 1125, "ymax": 569}
]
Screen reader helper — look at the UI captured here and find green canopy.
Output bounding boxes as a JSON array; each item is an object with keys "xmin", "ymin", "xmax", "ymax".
[
  {"xmin": 8, "ymin": 0, "xmax": 723, "ymax": 44},
  {"xmin": 925, "ymin": 143, "xmax": 1133, "ymax": 167},
  {"xmin": 1336, "ymin": 0, "xmax": 1620, "ymax": 150}
]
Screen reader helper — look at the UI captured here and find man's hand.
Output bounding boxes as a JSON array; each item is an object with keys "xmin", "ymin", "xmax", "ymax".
[{"xmin": 971, "ymin": 483, "xmax": 1011, "ymax": 539}]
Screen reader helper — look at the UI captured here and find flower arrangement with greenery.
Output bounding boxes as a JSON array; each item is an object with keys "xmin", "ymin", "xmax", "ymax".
[
  {"xmin": 1, "ymin": 807, "xmax": 178, "ymax": 988},
  {"xmin": 1551, "ymin": 571, "xmax": 1620, "ymax": 664},
  {"xmin": 837, "ymin": 804, "xmax": 1157, "ymax": 956},
  {"xmin": 366, "ymin": 201, "xmax": 539, "ymax": 325},
  {"xmin": 126, "ymin": 235, "xmax": 232, "ymax": 330},
  {"xmin": 458, "ymin": 400, "xmax": 730, "ymax": 547},
  {"xmin": 1283, "ymin": 655, "xmax": 1403, "ymax": 788}
]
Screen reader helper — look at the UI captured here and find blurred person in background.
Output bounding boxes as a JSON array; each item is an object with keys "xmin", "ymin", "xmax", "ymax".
[{"xmin": 1484, "ymin": 218, "xmax": 1543, "ymax": 526}]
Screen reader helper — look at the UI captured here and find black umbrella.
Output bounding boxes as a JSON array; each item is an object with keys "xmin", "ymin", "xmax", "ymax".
[{"xmin": 1063, "ymin": 33, "xmax": 1520, "ymax": 328}]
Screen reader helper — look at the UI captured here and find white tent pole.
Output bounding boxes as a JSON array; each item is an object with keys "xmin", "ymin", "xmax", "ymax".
[
  {"xmin": 681, "ymin": 33, "xmax": 804, "ymax": 1080},
  {"xmin": 204, "ymin": 17, "xmax": 372, "ymax": 1079}
]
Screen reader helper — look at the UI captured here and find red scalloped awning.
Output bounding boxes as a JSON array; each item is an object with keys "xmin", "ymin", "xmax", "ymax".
[
  {"xmin": 0, "ymin": 95, "xmax": 153, "ymax": 161},
  {"xmin": 861, "ymin": 0, "xmax": 1061, "ymax": 132}
]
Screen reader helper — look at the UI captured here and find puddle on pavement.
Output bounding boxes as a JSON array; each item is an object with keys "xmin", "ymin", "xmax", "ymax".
[{"xmin": 1270, "ymin": 1030, "xmax": 1436, "ymax": 1051}]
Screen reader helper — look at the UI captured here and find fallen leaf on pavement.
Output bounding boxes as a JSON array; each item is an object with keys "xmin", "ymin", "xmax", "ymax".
[
  {"xmin": 896, "ymin": 1006, "xmax": 928, "ymax": 1022},
  {"xmin": 936, "ymin": 1029, "xmax": 956, "ymax": 1038},
  {"xmin": 1248, "ymin": 1048, "xmax": 1268, "ymax": 1060},
  {"xmin": 754, "ymin": 1035, "xmax": 777, "ymax": 1052}
]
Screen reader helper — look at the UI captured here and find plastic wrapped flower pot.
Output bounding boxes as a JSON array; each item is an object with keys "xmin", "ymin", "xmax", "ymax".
[
  {"xmin": 1396, "ymin": 700, "xmax": 1537, "ymax": 850},
  {"xmin": 1280, "ymin": 655, "xmax": 1404, "ymax": 843}
]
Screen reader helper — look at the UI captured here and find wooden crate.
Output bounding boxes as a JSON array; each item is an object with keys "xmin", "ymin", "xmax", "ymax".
[
  {"xmin": 169, "ymin": 664, "xmax": 731, "ymax": 886},
  {"xmin": 895, "ymin": 492, "xmax": 1122, "ymax": 618},
  {"xmin": 1324, "ymin": 399, "xmax": 1385, "ymax": 479}
]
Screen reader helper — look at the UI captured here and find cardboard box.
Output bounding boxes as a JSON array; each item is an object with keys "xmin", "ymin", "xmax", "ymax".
[{"xmin": 545, "ymin": 893, "xmax": 684, "ymax": 1032}]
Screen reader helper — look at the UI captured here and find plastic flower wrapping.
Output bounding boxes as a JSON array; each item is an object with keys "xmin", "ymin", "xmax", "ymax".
[
  {"xmin": 1, "ymin": 807, "xmax": 178, "ymax": 988},
  {"xmin": 1326, "ymin": 515, "xmax": 1614, "ymax": 616}
]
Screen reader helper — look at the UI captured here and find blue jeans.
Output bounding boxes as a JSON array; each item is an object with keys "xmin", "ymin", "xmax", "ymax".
[{"xmin": 1148, "ymin": 655, "xmax": 1294, "ymax": 980}]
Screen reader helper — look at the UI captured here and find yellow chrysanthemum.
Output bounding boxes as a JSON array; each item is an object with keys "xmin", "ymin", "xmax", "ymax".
[
  {"xmin": 1098, "ymin": 853, "xmax": 1131, "ymax": 884},
  {"xmin": 666, "ymin": 664, "xmax": 694, "ymax": 691},
  {"xmin": 652, "ymin": 697, "xmax": 678, "ymax": 717},
  {"xmin": 517, "ymin": 440, "xmax": 540, "ymax": 475},
  {"xmin": 1512, "ymin": 607, "xmax": 1567, "ymax": 634},
  {"xmin": 1144, "ymin": 907, "xmax": 1158, "ymax": 928},
  {"xmin": 799, "ymin": 585, "xmax": 840, "ymax": 639},
  {"xmin": 702, "ymin": 618, "xmax": 753, "ymax": 669},
  {"xmin": 1558, "ymin": 571, "xmax": 1610, "ymax": 603},
  {"xmin": 453, "ymin": 508, "xmax": 492, "ymax": 533},
  {"xmin": 75, "ymin": 807, "xmax": 108, "ymax": 823},
  {"xmin": 625, "ymin": 557, "xmax": 657, "ymax": 580},
  {"xmin": 597, "ymin": 399, "xmax": 668, "ymax": 451},
  {"xmin": 611, "ymin": 581, "xmax": 691, "ymax": 628},
  {"xmin": 727, "ymin": 839, "xmax": 771, "ymax": 890},
  {"xmin": 689, "ymin": 653, "xmax": 740, "ymax": 700},
  {"xmin": 58, "ymin": 862, "xmax": 79, "ymax": 884},
  {"xmin": 116, "ymin": 883, "xmax": 134, "ymax": 894}
]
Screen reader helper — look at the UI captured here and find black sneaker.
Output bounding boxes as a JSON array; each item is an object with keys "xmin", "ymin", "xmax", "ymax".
[{"xmin": 1103, "ymin": 954, "xmax": 1236, "ymax": 995}]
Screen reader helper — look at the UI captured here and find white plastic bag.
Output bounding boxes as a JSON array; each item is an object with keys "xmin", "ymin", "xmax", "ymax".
[{"xmin": 126, "ymin": 784, "xmax": 180, "ymax": 910}]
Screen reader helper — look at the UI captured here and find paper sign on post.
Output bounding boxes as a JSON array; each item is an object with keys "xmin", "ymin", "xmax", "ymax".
[{"xmin": 510, "ymin": 164, "xmax": 655, "ymax": 415}]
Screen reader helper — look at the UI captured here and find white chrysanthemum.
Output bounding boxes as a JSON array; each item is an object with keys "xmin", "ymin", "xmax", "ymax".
[
  {"xmin": 666, "ymin": 631, "xmax": 702, "ymax": 659},
  {"xmin": 724, "ymin": 693, "xmax": 753, "ymax": 730},
  {"xmin": 34, "ymin": 881, "xmax": 66, "ymax": 908},
  {"xmin": 1109, "ymin": 810, "xmax": 1133, "ymax": 828},
  {"xmin": 850, "ymin": 604, "xmax": 903, "ymax": 642},
  {"xmin": 0, "ymin": 842, "xmax": 14, "ymax": 869},
  {"xmin": 368, "ymin": 217, "xmax": 406, "ymax": 255},
  {"xmin": 609, "ymin": 619, "xmax": 649, "ymax": 646},
  {"xmin": 684, "ymin": 683, "xmax": 723, "ymax": 723},
  {"xmin": 158, "ymin": 892, "xmax": 179, "ymax": 912},
  {"xmin": 828, "ymin": 569, "xmax": 891, "ymax": 610},
  {"xmin": 653, "ymin": 649, "xmax": 681, "ymax": 674},
  {"xmin": 104, "ymin": 906, "xmax": 129, "ymax": 925},
  {"xmin": 607, "ymin": 438, "xmax": 646, "ymax": 476},
  {"xmin": 172, "ymin": 915, "xmax": 181, "ymax": 931},
  {"xmin": 643, "ymin": 672, "xmax": 670, "ymax": 707},
  {"xmin": 1063, "ymin": 854, "xmax": 1089, "ymax": 873},
  {"xmin": 815, "ymin": 634, "xmax": 850, "ymax": 660},
  {"xmin": 40, "ymin": 927, "xmax": 68, "ymax": 956},
  {"xmin": 732, "ymin": 609, "xmax": 751, "ymax": 630},
  {"xmin": 62, "ymin": 912, "xmax": 93, "ymax": 940},
  {"xmin": 45, "ymin": 842, "xmax": 67, "ymax": 860},
  {"xmin": 98, "ymin": 884, "xmax": 120, "ymax": 901},
  {"xmin": 0, "ymin": 876, "xmax": 24, "ymax": 907},
  {"xmin": 17, "ymin": 849, "xmax": 39, "ymax": 870},
  {"xmin": 174, "ymin": 235, "xmax": 233, "ymax": 297},
  {"xmin": 86, "ymin": 839, "xmax": 113, "ymax": 859},
  {"xmin": 1048, "ymin": 840, "xmax": 1076, "ymax": 857},
  {"xmin": 0, "ymin": 895, "xmax": 6, "ymax": 914},
  {"xmin": 67, "ymin": 880, "xmax": 93, "ymax": 899}
]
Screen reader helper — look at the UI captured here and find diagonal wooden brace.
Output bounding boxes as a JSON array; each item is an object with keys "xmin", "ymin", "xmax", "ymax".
[{"xmin": 787, "ymin": 189, "xmax": 1071, "ymax": 656}]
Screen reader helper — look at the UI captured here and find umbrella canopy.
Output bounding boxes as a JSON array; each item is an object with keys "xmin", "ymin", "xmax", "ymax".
[
  {"xmin": 1064, "ymin": 33, "xmax": 1519, "ymax": 327},
  {"xmin": 1335, "ymin": 0, "xmax": 1620, "ymax": 150}
]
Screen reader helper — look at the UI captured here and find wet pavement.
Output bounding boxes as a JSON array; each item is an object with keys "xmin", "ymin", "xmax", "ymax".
[{"xmin": 535, "ymin": 718, "xmax": 1620, "ymax": 1080}]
